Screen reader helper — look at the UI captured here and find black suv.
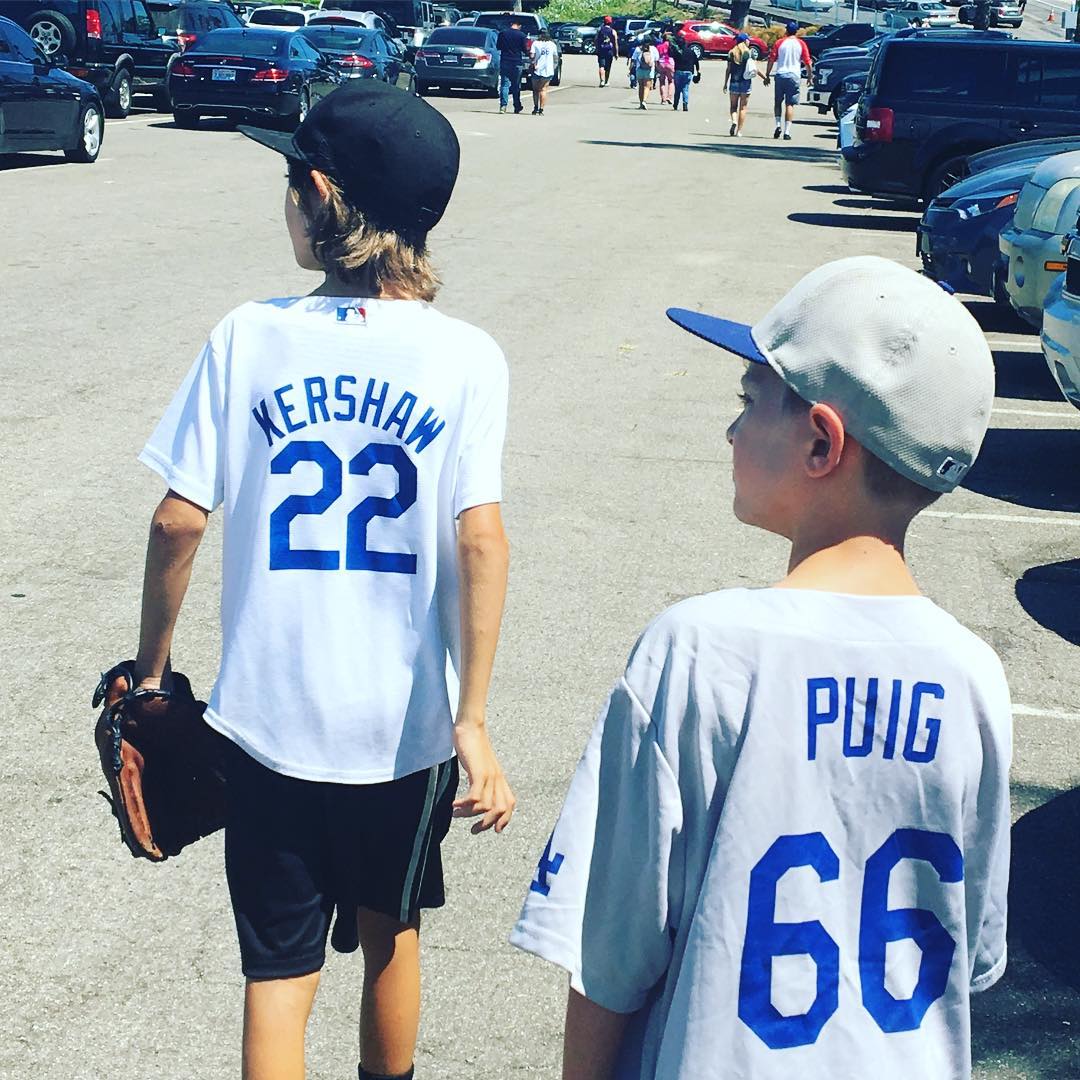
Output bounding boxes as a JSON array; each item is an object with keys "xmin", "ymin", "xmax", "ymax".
[
  {"xmin": 803, "ymin": 22, "xmax": 876, "ymax": 59},
  {"xmin": 843, "ymin": 36, "xmax": 1080, "ymax": 202},
  {"xmin": 5, "ymin": 0, "xmax": 240, "ymax": 115}
]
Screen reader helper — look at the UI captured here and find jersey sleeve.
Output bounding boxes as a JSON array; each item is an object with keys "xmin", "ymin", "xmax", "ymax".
[
  {"xmin": 800, "ymin": 39, "xmax": 812, "ymax": 66},
  {"xmin": 138, "ymin": 335, "xmax": 226, "ymax": 512},
  {"xmin": 510, "ymin": 676, "xmax": 683, "ymax": 1013},
  {"xmin": 966, "ymin": 661, "xmax": 1013, "ymax": 993},
  {"xmin": 453, "ymin": 345, "xmax": 508, "ymax": 515},
  {"xmin": 768, "ymin": 40, "xmax": 780, "ymax": 63}
]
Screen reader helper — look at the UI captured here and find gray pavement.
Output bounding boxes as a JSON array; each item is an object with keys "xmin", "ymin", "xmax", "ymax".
[{"xmin": 1, "ymin": 50, "xmax": 1078, "ymax": 1080}]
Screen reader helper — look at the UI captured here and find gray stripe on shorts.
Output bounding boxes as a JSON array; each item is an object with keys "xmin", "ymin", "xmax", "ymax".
[{"xmin": 399, "ymin": 764, "xmax": 439, "ymax": 923}]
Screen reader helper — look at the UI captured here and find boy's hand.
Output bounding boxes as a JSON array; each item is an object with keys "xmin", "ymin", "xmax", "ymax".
[{"xmin": 452, "ymin": 713, "xmax": 516, "ymax": 834}]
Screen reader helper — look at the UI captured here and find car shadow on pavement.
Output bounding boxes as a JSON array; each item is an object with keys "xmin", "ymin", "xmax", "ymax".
[
  {"xmin": 962, "ymin": 428, "xmax": 1080, "ymax": 512},
  {"xmin": 804, "ymin": 183, "xmax": 852, "ymax": 194},
  {"xmin": 831, "ymin": 197, "xmax": 918, "ymax": 213},
  {"xmin": 581, "ymin": 139, "xmax": 838, "ymax": 163},
  {"xmin": 787, "ymin": 211, "xmax": 918, "ymax": 233},
  {"xmin": 964, "ymin": 299, "xmax": 1036, "ymax": 335},
  {"xmin": 0, "ymin": 153, "xmax": 71, "ymax": 170},
  {"xmin": 993, "ymin": 349, "xmax": 1065, "ymax": 401},
  {"xmin": 1016, "ymin": 559, "xmax": 1080, "ymax": 645},
  {"xmin": 972, "ymin": 784, "xmax": 1080, "ymax": 1077}
]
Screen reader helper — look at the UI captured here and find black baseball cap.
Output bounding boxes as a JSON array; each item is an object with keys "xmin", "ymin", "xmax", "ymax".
[{"xmin": 239, "ymin": 82, "xmax": 460, "ymax": 234}]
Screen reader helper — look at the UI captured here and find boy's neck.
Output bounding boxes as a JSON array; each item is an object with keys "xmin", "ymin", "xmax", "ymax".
[
  {"xmin": 309, "ymin": 273, "xmax": 419, "ymax": 301},
  {"xmin": 778, "ymin": 532, "xmax": 921, "ymax": 597}
]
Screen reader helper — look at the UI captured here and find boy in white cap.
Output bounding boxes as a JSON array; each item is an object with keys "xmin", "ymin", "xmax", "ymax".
[{"xmin": 511, "ymin": 256, "xmax": 1011, "ymax": 1080}]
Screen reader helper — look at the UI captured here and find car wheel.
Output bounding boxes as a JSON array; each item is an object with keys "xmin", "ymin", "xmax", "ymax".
[
  {"xmin": 153, "ymin": 86, "xmax": 172, "ymax": 112},
  {"xmin": 749, "ymin": 45, "xmax": 761, "ymax": 60},
  {"xmin": 27, "ymin": 9, "xmax": 76, "ymax": 58},
  {"xmin": 552, "ymin": 62, "xmax": 562, "ymax": 87},
  {"xmin": 690, "ymin": 43, "xmax": 703, "ymax": 61},
  {"xmin": 173, "ymin": 110, "xmax": 200, "ymax": 129},
  {"xmin": 106, "ymin": 69, "xmax": 133, "ymax": 119},
  {"xmin": 416, "ymin": 81, "xmax": 429, "ymax": 95},
  {"xmin": 64, "ymin": 101, "xmax": 103, "ymax": 163},
  {"xmin": 925, "ymin": 154, "xmax": 970, "ymax": 201},
  {"xmin": 831, "ymin": 93, "xmax": 842, "ymax": 121},
  {"xmin": 584, "ymin": 39, "xmax": 596, "ymax": 55}
]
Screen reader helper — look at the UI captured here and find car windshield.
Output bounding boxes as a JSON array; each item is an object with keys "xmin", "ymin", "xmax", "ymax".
[
  {"xmin": 194, "ymin": 29, "xmax": 286, "ymax": 55},
  {"xmin": 427, "ymin": 28, "xmax": 488, "ymax": 45},
  {"xmin": 249, "ymin": 8, "xmax": 305, "ymax": 25},
  {"xmin": 300, "ymin": 25, "xmax": 374, "ymax": 48}
]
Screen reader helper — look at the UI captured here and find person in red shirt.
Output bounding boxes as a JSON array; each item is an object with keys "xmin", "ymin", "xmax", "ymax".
[{"xmin": 763, "ymin": 22, "xmax": 812, "ymax": 140}]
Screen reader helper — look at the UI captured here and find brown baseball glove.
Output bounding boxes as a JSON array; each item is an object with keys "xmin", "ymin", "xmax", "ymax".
[{"xmin": 93, "ymin": 660, "xmax": 228, "ymax": 862}]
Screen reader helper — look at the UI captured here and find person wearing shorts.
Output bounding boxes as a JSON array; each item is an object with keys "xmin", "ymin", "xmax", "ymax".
[
  {"xmin": 595, "ymin": 15, "xmax": 619, "ymax": 87},
  {"xmin": 635, "ymin": 36, "xmax": 658, "ymax": 110},
  {"xmin": 764, "ymin": 21, "xmax": 811, "ymax": 140},
  {"xmin": 130, "ymin": 82, "xmax": 516, "ymax": 1080},
  {"xmin": 530, "ymin": 28, "xmax": 558, "ymax": 114},
  {"xmin": 724, "ymin": 33, "xmax": 755, "ymax": 136}
]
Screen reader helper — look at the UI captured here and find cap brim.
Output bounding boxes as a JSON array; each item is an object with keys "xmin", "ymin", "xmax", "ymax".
[
  {"xmin": 238, "ymin": 124, "xmax": 303, "ymax": 160},
  {"xmin": 666, "ymin": 308, "xmax": 768, "ymax": 365}
]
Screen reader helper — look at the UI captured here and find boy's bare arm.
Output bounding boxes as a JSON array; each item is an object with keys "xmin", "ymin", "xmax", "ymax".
[
  {"xmin": 452, "ymin": 502, "xmax": 515, "ymax": 833},
  {"xmin": 133, "ymin": 490, "xmax": 209, "ymax": 689},
  {"xmin": 562, "ymin": 988, "xmax": 631, "ymax": 1080}
]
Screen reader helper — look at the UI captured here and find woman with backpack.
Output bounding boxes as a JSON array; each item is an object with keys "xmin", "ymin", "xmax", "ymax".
[
  {"xmin": 634, "ymin": 35, "xmax": 658, "ymax": 110},
  {"xmin": 724, "ymin": 32, "xmax": 756, "ymax": 136},
  {"xmin": 595, "ymin": 15, "xmax": 619, "ymax": 87}
]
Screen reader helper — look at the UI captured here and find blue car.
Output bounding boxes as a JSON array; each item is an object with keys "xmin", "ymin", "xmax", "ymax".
[{"xmin": 916, "ymin": 139, "xmax": 1080, "ymax": 303}]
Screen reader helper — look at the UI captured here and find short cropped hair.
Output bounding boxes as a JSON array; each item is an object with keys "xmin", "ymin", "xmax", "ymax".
[
  {"xmin": 287, "ymin": 158, "xmax": 440, "ymax": 302},
  {"xmin": 780, "ymin": 381, "xmax": 941, "ymax": 513}
]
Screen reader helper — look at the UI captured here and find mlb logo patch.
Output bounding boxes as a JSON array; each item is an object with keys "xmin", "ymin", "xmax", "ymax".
[
  {"xmin": 336, "ymin": 305, "xmax": 367, "ymax": 324},
  {"xmin": 937, "ymin": 457, "xmax": 968, "ymax": 483}
]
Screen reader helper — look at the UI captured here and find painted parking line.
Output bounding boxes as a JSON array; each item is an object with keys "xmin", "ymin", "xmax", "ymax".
[
  {"xmin": 923, "ymin": 510, "xmax": 1080, "ymax": 526},
  {"xmin": 985, "ymin": 339, "xmax": 1043, "ymax": 350},
  {"xmin": 1013, "ymin": 703, "xmax": 1080, "ymax": 722}
]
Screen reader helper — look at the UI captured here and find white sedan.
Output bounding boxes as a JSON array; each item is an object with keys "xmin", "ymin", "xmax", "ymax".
[
  {"xmin": 245, "ymin": 4, "xmax": 310, "ymax": 27},
  {"xmin": 896, "ymin": 1, "xmax": 959, "ymax": 25}
]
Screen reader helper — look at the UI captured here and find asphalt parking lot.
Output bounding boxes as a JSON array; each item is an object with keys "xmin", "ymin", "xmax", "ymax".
[{"xmin": 1, "ymin": 42, "xmax": 1079, "ymax": 1080}]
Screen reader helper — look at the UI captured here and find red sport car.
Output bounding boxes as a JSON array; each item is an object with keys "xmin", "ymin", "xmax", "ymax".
[{"xmin": 676, "ymin": 21, "xmax": 768, "ymax": 61}]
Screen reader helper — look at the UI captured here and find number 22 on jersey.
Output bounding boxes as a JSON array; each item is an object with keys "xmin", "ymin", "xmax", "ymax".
[
  {"xmin": 738, "ymin": 828, "xmax": 963, "ymax": 1049},
  {"xmin": 268, "ymin": 438, "xmax": 417, "ymax": 573}
]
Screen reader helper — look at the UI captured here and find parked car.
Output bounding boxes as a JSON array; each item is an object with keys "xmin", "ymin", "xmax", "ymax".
[
  {"xmin": 168, "ymin": 25, "xmax": 341, "ymax": 128},
  {"xmin": 1000, "ymin": 150, "xmax": 1080, "ymax": 326},
  {"xmin": 803, "ymin": 22, "xmax": 876, "ymax": 57},
  {"xmin": 554, "ymin": 16, "xmax": 601, "ymax": 55},
  {"xmin": 622, "ymin": 20, "xmax": 668, "ymax": 53},
  {"xmin": 675, "ymin": 21, "xmax": 768, "ymax": 61},
  {"xmin": 297, "ymin": 24, "xmax": 414, "ymax": 87},
  {"xmin": 1040, "ymin": 240, "xmax": 1080, "ymax": 408},
  {"xmin": 147, "ymin": 1, "xmax": 243, "ymax": 54},
  {"xmin": 809, "ymin": 35, "xmax": 886, "ymax": 117},
  {"xmin": 473, "ymin": 12, "xmax": 561, "ymax": 85},
  {"xmin": 895, "ymin": 1, "xmax": 958, "ymax": 24},
  {"xmin": 245, "ymin": 5, "xmax": 309, "ymax": 28},
  {"xmin": 0, "ymin": 15, "xmax": 103, "ymax": 161},
  {"xmin": 842, "ymin": 35, "xmax": 1075, "ymax": 202},
  {"xmin": 413, "ymin": 25, "xmax": 498, "ymax": 94},
  {"xmin": 5, "ymin": 0, "xmax": 179, "ymax": 115},
  {"xmin": 918, "ymin": 156, "xmax": 1050, "ymax": 302},
  {"xmin": 774, "ymin": 0, "xmax": 834, "ymax": 11},
  {"xmin": 958, "ymin": 1, "xmax": 1022, "ymax": 26},
  {"xmin": 836, "ymin": 72, "xmax": 866, "ymax": 118},
  {"xmin": 309, "ymin": 10, "xmax": 390, "ymax": 32}
]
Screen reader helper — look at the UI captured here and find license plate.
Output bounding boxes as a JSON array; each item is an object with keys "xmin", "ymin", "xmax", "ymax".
[
  {"xmin": 212, "ymin": 68, "xmax": 236, "ymax": 81},
  {"xmin": 442, "ymin": 55, "xmax": 458, "ymax": 63}
]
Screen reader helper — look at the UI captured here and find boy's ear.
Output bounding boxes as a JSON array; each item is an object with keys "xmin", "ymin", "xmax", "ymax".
[
  {"xmin": 310, "ymin": 169, "xmax": 332, "ymax": 202},
  {"xmin": 805, "ymin": 403, "xmax": 846, "ymax": 480}
]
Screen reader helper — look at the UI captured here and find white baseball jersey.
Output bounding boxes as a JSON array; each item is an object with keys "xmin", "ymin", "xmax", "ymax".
[
  {"xmin": 511, "ymin": 588, "xmax": 1011, "ymax": 1080},
  {"xmin": 140, "ymin": 296, "xmax": 507, "ymax": 783}
]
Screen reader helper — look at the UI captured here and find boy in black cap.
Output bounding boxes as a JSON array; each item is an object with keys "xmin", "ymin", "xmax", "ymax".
[{"xmin": 129, "ymin": 82, "xmax": 515, "ymax": 1080}]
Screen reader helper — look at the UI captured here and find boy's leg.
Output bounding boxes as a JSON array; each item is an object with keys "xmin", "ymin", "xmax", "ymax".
[
  {"xmin": 357, "ymin": 908, "xmax": 422, "ymax": 1077},
  {"xmin": 511, "ymin": 67, "xmax": 523, "ymax": 112},
  {"xmin": 243, "ymin": 972, "xmax": 321, "ymax": 1080}
]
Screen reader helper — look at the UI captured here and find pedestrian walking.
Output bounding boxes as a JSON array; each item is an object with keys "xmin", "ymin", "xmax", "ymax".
[
  {"xmin": 595, "ymin": 14, "xmax": 619, "ymax": 87},
  {"xmin": 132, "ymin": 81, "xmax": 516, "ymax": 1080},
  {"xmin": 764, "ymin": 21, "xmax": 812, "ymax": 140},
  {"xmin": 635, "ymin": 35, "xmax": 658, "ymax": 110},
  {"xmin": 724, "ymin": 32, "xmax": 756, "ymax": 136},
  {"xmin": 496, "ymin": 17, "xmax": 528, "ymax": 114},
  {"xmin": 669, "ymin": 30, "xmax": 699, "ymax": 111},
  {"xmin": 529, "ymin": 28, "xmax": 558, "ymax": 115},
  {"xmin": 656, "ymin": 33, "xmax": 676, "ymax": 105}
]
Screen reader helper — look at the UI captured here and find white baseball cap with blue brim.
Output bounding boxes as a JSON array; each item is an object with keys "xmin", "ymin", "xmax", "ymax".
[{"xmin": 667, "ymin": 256, "xmax": 995, "ymax": 493}]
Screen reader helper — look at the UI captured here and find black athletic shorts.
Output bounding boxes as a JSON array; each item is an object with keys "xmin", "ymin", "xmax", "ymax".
[{"xmin": 223, "ymin": 742, "xmax": 458, "ymax": 980}]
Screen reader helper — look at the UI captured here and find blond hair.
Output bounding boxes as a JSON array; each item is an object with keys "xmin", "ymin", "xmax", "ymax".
[{"xmin": 288, "ymin": 158, "xmax": 440, "ymax": 301}]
